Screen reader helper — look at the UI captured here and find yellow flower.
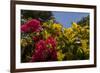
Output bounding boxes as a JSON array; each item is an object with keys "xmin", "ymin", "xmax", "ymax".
[
  {"xmin": 27, "ymin": 37, "xmax": 32, "ymax": 44},
  {"xmin": 64, "ymin": 28, "xmax": 73, "ymax": 34},
  {"xmin": 81, "ymin": 39, "xmax": 89, "ymax": 53},
  {"xmin": 52, "ymin": 23, "xmax": 62, "ymax": 32},
  {"xmin": 72, "ymin": 22, "xmax": 81, "ymax": 32},
  {"xmin": 57, "ymin": 50, "xmax": 65, "ymax": 61},
  {"xmin": 63, "ymin": 28, "xmax": 76, "ymax": 43},
  {"xmin": 43, "ymin": 30, "xmax": 50, "ymax": 39},
  {"xmin": 43, "ymin": 22, "xmax": 48, "ymax": 27},
  {"xmin": 64, "ymin": 28, "xmax": 75, "ymax": 38},
  {"xmin": 21, "ymin": 37, "xmax": 32, "ymax": 48},
  {"xmin": 72, "ymin": 22, "xmax": 78, "ymax": 29},
  {"xmin": 21, "ymin": 39, "xmax": 28, "ymax": 48}
]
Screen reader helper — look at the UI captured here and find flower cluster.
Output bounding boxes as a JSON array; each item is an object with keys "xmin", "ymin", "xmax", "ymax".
[
  {"xmin": 21, "ymin": 16, "xmax": 90, "ymax": 62},
  {"xmin": 31, "ymin": 37, "xmax": 57, "ymax": 62},
  {"xmin": 21, "ymin": 19, "xmax": 41, "ymax": 32}
]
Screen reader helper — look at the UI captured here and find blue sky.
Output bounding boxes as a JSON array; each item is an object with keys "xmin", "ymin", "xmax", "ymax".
[{"xmin": 52, "ymin": 11, "xmax": 89, "ymax": 28}]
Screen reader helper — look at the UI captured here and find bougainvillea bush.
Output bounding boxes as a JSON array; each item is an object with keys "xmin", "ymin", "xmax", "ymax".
[{"xmin": 21, "ymin": 11, "xmax": 89, "ymax": 62}]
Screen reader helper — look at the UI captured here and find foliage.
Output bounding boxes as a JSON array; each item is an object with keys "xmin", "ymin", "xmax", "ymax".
[
  {"xmin": 77, "ymin": 15, "xmax": 89, "ymax": 26},
  {"xmin": 21, "ymin": 10, "xmax": 52, "ymax": 22}
]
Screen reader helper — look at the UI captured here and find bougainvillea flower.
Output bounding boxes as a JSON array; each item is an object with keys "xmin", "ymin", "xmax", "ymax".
[
  {"xmin": 21, "ymin": 19, "xmax": 41, "ymax": 32},
  {"xmin": 35, "ymin": 40, "xmax": 46, "ymax": 51},
  {"xmin": 31, "ymin": 39, "xmax": 57, "ymax": 62},
  {"xmin": 21, "ymin": 24, "xmax": 30, "ymax": 32},
  {"xmin": 46, "ymin": 36, "xmax": 56, "ymax": 48},
  {"xmin": 31, "ymin": 40, "xmax": 47, "ymax": 61},
  {"xmin": 27, "ymin": 19, "xmax": 41, "ymax": 32},
  {"xmin": 32, "ymin": 36, "xmax": 39, "ymax": 42}
]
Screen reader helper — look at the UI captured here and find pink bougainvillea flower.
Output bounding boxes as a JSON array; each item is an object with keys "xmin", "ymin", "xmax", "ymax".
[
  {"xmin": 46, "ymin": 36, "xmax": 56, "ymax": 48},
  {"xmin": 31, "ymin": 39, "xmax": 57, "ymax": 62},
  {"xmin": 26, "ymin": 19, "xmax": 41, "ymax": 32},
  {"xmin": 21, "ymin": 19, "xmax": 41, "ymax": 32},
  {"xmin": 35, "ymin": 40, "xmax": 46, "ymax": 51},
  {"xmin": 32, "ymin": 36, "xmax": 39, "ymax": 42},
  {"xmin": 48, "ymin": 48, "xmax": 57, "ymax": 60},
  {"xmin": 21, "ymin": 24, "xmax": 30, "ymax": 32},
  {"xmin": 31, "ymin": 40, "xmax": 47, "ymax": 62}
]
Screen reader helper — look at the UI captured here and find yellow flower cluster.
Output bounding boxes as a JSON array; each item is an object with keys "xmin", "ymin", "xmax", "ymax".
[
  {"xmin": 21, "ymin": 39, "xmax": 28, "ymax": 48},
  {"xmin": 57, "ymin": 50, "xmax": 65, "ymax": 61},
  {"xmin": 52, "ymin": 23, "xmax": 62, "ymax": 32},
  {"xmin": 63, "ymin": 28, "xmax": 76, "ymax": 43},
  {"xmin": 43, "ymin": 30, "xmax": 50, "ymax": 39},
  {"xmin": 72, "ymin": 22, "xmax": 81, "ymax": 33},
  {"xmin": 21, "ymin": 37, "xmax": 32, "ymax": 48}
]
